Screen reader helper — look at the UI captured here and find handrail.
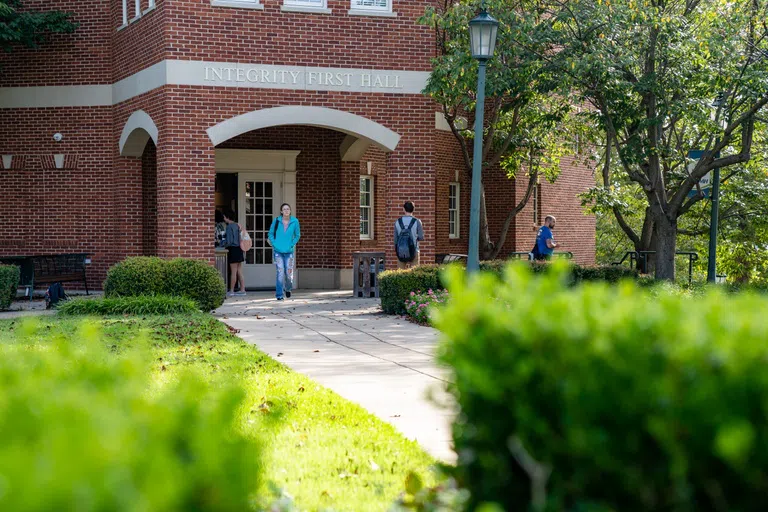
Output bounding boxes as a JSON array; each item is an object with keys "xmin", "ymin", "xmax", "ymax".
[{"xmin": 507, "ymin": 251, "xmax": 574, "ymax": 260}]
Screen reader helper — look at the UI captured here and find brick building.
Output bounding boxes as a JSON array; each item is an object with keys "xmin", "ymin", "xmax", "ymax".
[{"xmin": 0, "ymin": 0, "xmax": 595, "ymax": 291}]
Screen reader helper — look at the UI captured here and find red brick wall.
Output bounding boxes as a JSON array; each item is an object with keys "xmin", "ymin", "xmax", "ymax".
[
  {"xmin": 0, "ymin": 106, "xmax": 114, "ymax": 287},
  {"xmin": 142, "ymin": 140, "xmax": 158, "ymax": 255},
  {"xmin": 165, "ymin": 0, "xmax": 434, "ymax": 71},
  {"xmin": 0, "ymin": 1, "xmax": 112, "ymax": 87}
]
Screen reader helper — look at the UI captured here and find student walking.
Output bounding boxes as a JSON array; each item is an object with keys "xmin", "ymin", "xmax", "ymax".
[
  {"xmin": 222, "ymin": 209, "xmax": 247, "ymax": 296},
  {"xmin": 394, "ymin": 201, "xmax": 425, "ymax": 270},
  {"xmin": 268, "ymin": 203, "xmax": 301, "ymax": 300}
]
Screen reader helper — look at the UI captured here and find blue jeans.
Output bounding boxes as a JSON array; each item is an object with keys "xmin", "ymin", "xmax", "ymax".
[{"xmin": 274, "ymin": 251, "xmax": 295, "ymax": 298}]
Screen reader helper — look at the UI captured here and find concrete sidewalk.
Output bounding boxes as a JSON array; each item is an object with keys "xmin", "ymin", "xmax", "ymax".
[{"xmin": 215, "ymin": 290, "xmax": 456, "ymax": 462}]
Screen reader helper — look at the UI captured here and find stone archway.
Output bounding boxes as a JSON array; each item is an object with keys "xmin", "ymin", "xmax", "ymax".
[
  {"xmin": 205, "ymin": 106, "xmax": 401, "ymax": 160},
  {"xmin": 119, "ymin": 110, "xmax": 159, "ymax": 157}
]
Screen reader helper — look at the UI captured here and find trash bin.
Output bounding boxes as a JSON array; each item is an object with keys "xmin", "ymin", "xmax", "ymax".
[{"xmin": 352, "ymin": 251, "xmax": 385, "ymax": 298}]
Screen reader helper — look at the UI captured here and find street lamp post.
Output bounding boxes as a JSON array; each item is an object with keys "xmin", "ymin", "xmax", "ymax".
[
  {"xmin": 466, "ymin": 7, "xmax": 499, "ymax": 273},
  {"xmin": 707, "ymin": 94, "xmax": 724, "ymax": 283}
]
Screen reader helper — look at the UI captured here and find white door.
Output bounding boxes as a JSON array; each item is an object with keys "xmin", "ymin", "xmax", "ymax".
[{"xmin": 238, "ymin": 173, "xmax": 282, "ymax": 289}]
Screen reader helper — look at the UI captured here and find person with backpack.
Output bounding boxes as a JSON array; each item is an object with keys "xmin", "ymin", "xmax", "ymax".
[
  {"xmin": 222, "ymin": 209, "xmax": 248, "ymax": 297},
  {"xmin": 394, "ymin": 201, "xmax": 425, "ymax": 269},
  {"xmin": 267, "ymin": 203, "xmax": 301, "ymax": 301},
  {"xmin": 532, "ymin": 215, "xmax": 558, "ymax": 261}
]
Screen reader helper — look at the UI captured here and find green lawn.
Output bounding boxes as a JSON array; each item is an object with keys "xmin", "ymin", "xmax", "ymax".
[{"xmin": 0, "ymin": 314, "xmax": 437, "ymax": 511}]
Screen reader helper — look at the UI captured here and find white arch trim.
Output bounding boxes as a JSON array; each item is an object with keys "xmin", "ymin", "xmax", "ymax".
[
  {"xmin": 206, "ymin": 106, "xmax": 401, "ymax": 152},
  {"xmin": 119, "ymin": 110, "xmax": 159, "ymax": 157}
]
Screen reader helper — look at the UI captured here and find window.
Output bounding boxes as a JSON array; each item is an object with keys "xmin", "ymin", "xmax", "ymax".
[
  {"xmin": 120, "ymin": 0, "xmax": 156, "ymax": 28},
  {"xmin": 350, "ymin": 0, "xmax": 391, "ymax": 12},
  {"xmin": 285, "ymin": 0, "xmax": 326, "ymax": 7},
  {"xmin": 360, "ymin": 176, "xmax": 374, "ymax": 240},
  {"xmin": 449, "ymin": 183, "xmax": 460, "ymax": 239}
]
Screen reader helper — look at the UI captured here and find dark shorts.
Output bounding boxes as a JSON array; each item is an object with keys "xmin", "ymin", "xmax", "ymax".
[{"xmin": 228, "ymin": 246, "xmax": 244, "ymax": 263}]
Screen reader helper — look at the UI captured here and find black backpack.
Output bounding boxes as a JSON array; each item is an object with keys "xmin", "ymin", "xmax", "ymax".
[
  {"xmin": 45, "ymin": 282, "xmax": 68, "ymax": 309},
  {"xmin": 395, "ymin": 217, "xmax": 418, "ymax": 263}
]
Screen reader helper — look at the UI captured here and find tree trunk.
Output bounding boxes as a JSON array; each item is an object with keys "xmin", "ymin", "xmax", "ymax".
[
  {"xmin": 653, "ymin": 215, "xmax": 677, "ymax": 280},
  {"xmin": 480, "ymin": 186, "xmax": 494, "ymax": 260}
]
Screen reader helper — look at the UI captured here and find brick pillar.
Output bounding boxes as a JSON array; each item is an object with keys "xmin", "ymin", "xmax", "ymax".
[
  {"xmin": 156, "ymin": 120, "xmax": 216, "ymax": 262},
  {"xmin": 113, "ymin": 156, "xmax": 143, "ymax": 261}
]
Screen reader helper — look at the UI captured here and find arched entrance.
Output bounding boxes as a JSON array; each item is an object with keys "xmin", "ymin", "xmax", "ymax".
[{"xmin": 208, "ymin": 107, "xmax": 400, "ymax": 290}]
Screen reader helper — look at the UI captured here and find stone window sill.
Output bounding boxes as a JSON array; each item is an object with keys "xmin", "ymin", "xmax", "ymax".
[
  {"xmin": 281, "ymin": 5, "xmax": 332, "ymax": 14},
  {"xmin": 211, "ymin": 0, "xmax": 264, "ymax": 9},
  {"xmin": 348, "ymin": 9, "xmax": 397, "ymax": 18}
]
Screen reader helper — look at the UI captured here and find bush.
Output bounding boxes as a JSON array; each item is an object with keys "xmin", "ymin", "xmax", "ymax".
[
  {"xmin": 379, "ymin": 261, "xmax": 638, "ymax": 315},
  {"xmin": 164, "ymin": 258, "xmax": 226, "ymax": 312},
  {"xmin": 104, "ymin": 257, "xmax": 225, "ymax": 312},
  {"xmin": 380, "ymin": 265, "xmax": 443, "ymax": 315},
  {"xmin": 0, "ymin": 321, "xmax": 259, "ymax": 510},
  {"xmin": 58, "ymin": 295, "xmax": 199, "ymax": 316},
  {"xmin": 103, "ymin": 256, "xmax": 166, "ymax": 297},
  {"xmin": 0, "ymin": 264, "xmax": 20, "ymax": 311},
  {"xmin": 404, "ymin": 289, "xmax": 449, "ymax": 325},
  {"xmin": 435, "ymin": 263, "xmax": 768, "ymax": 511}
]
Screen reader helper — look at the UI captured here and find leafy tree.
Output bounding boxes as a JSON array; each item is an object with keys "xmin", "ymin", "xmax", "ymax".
[
  {"xmin": 421, "ymin": 0, "xmax": 581, "ymax": 259},
  {"xmin": 0, "ymin": 0, "xmax": 77, "ymax": 52},
  {"xmin": 547, "ymin": 0, "xmax": 768, "ymax": 279}
]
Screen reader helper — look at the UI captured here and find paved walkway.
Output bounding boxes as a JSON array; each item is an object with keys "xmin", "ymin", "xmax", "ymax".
[{"xmin": 215, "ymin": 290, "xmax": 456, "ymax": 462}]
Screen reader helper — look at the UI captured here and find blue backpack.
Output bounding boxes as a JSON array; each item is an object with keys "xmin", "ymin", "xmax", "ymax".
[{"xmin": 395, "ymin": 217, "xmax": 417, "ymax": 263}]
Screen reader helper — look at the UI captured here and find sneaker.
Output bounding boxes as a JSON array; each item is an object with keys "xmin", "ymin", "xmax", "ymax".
[
  {"xmin": 276, "ymin": 297, "xmax": 284, "ymax": 301},
  {"xmin": 226, "ymin": 292, "xmax": 236, "ymax": 297},
  {"xmin": 285, "ymin": 291, "xmax": 291, "ymax": 298},
  {"xmin": 235, "ymin": 291, "xmax": 247, "ymax": 296}
]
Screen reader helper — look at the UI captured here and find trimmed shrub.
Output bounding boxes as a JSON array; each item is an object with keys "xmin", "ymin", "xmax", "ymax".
[
  {"xmin": 164, "ymin": 258, "xmax": 226, "ymax": 312},
  {"xmin": 435, "ymin": 263, "xmax": 768, "ymax": 511},
  {"xmin": 0, "ymin": 264, "xmax": 20, "ymax": 311},
  {"xmin": 58, "ymin": 295, "xmax": 199, "ymax": 316},
  {"xmin": 379, "ymin": 262, "xmax": 639, "ymax": 315},
  {"xmin": 103, "ymin": 256, "xmax": 166, "ymax": 297},
  {"xmin": 0, "ymin": 321, "xmax": 259, "ymax": 510},
  {"xmin": 104, "ymin": 257, "xmax": 225, "ymax": 312},
  {"xmin": 380, "ymin": 265, "xmax": 443, "ymax": 315}
]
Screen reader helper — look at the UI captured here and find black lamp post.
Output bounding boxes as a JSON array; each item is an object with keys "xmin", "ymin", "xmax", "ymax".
[{"xmin": 466, "ymin": 6, "xmax": 499, "ymax": 273}]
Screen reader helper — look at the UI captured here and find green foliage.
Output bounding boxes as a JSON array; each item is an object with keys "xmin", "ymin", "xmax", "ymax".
[
  {"xmin": 380, "ymin": 262, "xmax": 638, "ymax": 315},
  {"xmin": 0, "ymin": 0, "xmax": 78, "ymax": 52},
  {"xmin": 0, "ymin": 320, "xmax": 259, "ymax": 510},
  {"xmin": 104, "ymin": 257, "xmax": 225, "ymax": 312},
  {"xmin": 103, "ymin": 256, "xmax": 166, "ymax": 297},
  {"xmin": 163, "ymin": 258, "xmax": 226, "ymax": 312},
  {"xmin": 57, "ymin": 295, "xmax": 199, "ymax": 316},
  {"xmin": 0, "ymin": 264, "xmax": 19, "ymax": 310},
  {"xmin": 435, "ymin": 263, "xmax": 768, "ymax": 511}
]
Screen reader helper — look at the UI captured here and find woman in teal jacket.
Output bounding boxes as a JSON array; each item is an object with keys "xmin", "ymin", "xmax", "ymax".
[{"xmin": 268, "ymin": 203, "xmax": 301, "ymax": 300}]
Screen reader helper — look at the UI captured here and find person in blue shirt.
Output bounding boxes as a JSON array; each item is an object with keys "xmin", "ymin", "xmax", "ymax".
[
  {"xmin": 535, "ymin": 215, "xmax": 558, "ymax": 260},
  {"xmin": 267, "ymin": 203, "xmax": 301, "ymax": 300}
]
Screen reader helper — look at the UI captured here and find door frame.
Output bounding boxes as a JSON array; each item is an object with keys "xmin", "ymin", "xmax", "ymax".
[{"xmin": 215, "ymin": 149, "xmax": 300, "ymax": 289}]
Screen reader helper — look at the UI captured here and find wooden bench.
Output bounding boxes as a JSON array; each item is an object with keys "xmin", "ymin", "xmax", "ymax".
[{"xmin": 0, "ymin": 253, "xmax": 90, "ymax": 299}]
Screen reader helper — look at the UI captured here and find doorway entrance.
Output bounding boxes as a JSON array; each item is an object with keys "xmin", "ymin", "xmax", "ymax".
[{"xmin": 215, "ymin": 149, "xmax": 299, "ymax": 290}]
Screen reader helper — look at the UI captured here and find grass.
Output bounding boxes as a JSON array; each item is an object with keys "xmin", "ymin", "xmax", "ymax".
[{"xmin": 0, "ymin": 314, "xmax": 438, "ymax": 511}]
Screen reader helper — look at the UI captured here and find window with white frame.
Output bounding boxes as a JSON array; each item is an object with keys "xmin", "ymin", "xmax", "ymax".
[
  {"xmin": 285, "ymin": 0, "xmax": 326, "ymax": 7},
  {"xmin": 120, "ymin": 0, "xmax": 156, "ymax": 28},
  {"xmin": 449, "ymin": 182, "xmax": 460, "ymax": 239},
  {"xmin": 351, "ymin": 0, "xmax": 391, "ymax": 12},
  {"xmin": 360, "ymin": 176, "xmax": 374, "ymax": 239}
]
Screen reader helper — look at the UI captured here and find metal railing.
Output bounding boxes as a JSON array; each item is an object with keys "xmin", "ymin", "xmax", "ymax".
[
  {"xmin": 611, "ymin": 251, "xmax": 699, "ymax": 285},
  {"xmin": 507, "ymin": 251, "xmax": 574, "ymax": 260}
]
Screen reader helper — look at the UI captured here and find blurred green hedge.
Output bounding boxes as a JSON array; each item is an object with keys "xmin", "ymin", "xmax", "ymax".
[
  {"xmin": 434, "ymin": 263, "xmax": 768, "ymax": 511},
  {"xmin": 0, "ymin": 321, "xmax": 259, "ymax": 510}
]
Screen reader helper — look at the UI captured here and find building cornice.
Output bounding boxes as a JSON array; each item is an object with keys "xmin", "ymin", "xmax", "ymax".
[{"xmin": 0, "ymin": 60, "xmax": 431, "ymax": 109}]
